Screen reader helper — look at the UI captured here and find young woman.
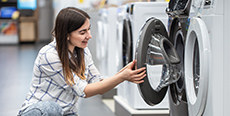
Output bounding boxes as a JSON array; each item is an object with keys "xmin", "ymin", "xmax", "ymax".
[{"xmin": 18, "ymin": 7, "xmax": 146, "ymax": 116}]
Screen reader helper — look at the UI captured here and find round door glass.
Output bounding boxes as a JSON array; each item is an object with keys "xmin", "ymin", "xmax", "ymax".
[{"xmin": 193, "ymin": 39, "xmax": 200, "ymax": 96}]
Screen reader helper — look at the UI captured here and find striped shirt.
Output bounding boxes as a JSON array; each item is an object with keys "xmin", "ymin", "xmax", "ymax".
[{"xmin": 18, "ymin": 40, "xmax": 103, "ymax": 115}]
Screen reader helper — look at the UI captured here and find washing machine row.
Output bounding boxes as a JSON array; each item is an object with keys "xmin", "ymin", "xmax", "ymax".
[
  {"xmin": 135, "ymin": 0, "xmax": 230, "ymax": 116},
  {"xmin": 97, "ymin": 0, "xmax": 230, "ymax": 115}
]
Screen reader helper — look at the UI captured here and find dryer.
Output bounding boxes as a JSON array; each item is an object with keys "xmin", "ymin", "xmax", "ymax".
[
  {"xmin": 135, "ymin": 0, "xmax": 192, "ymax": 115},
  {"xmin": 121, "ymin": 2, "xmax": 169, "ymax": 110},
  {"xmin": 184, "ymin": 0, "xmax": 230, "ymax": 115}
]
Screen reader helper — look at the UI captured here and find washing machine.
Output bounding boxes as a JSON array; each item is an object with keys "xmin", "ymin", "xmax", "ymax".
[
  {"xmin": 96, "ymin": 8, "xmax": 109, "ymax": 78},
  {"xmin": 135, "ymin": 0, "xmax": 192, "ymax": 115},
  {"xmin": 96, "ymin": 7, "xmax": 119, "ymax": 79},
  {"xmin": 116, "ymin": 5, "xmax": 127, "ymax": 76},
  {"xmin": 136, "ymin": 0, "xmax": 230, "ymax": 116},
  {"xmin": 106, "ymin": 7, "xmax": 119, "ymax": 78},
  {"xmin": 121, "ymin": 2, "xmax": 169, "ymax": 110},
  {"xmin": 116, "ymin": 4, "xmax": 129, "ymax": 102},
  {"xmin": 184, "ymin": 0, "xmax": 230, "ymax": 115}
]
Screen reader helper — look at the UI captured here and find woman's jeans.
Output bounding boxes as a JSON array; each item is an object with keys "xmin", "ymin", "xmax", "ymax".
[{"xmin": 19, "ymin": 101, "xmax": 77, "ymax": 116}]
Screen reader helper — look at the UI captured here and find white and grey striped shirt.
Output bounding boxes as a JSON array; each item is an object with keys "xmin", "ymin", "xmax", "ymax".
[{"xmin": 18, "ymin": 40, "xmax": 103, "ymax": 115}]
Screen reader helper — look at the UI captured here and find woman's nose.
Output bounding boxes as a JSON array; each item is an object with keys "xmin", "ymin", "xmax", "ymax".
[{"xmin": 87, "ymin": 31, "xmax": 92, "ymax": 39}]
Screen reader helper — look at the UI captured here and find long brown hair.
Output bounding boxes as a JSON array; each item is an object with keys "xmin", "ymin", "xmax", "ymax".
[{"xmin": 52, "ymin": 7, "xmax": 90, "ymax": 86}]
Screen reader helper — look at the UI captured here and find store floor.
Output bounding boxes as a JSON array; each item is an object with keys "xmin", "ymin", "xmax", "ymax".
[{"xmin": 0, "ymin": 42, "xmax": 116, "ymax": 116}]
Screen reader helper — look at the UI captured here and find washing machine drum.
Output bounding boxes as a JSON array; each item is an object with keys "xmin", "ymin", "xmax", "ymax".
[{"xmin": 135, "ymin": 17, "xmax": 181, "ymax": 105}]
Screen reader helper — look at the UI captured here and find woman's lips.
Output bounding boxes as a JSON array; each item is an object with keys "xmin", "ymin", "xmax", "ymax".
[{"xmin": 82, "ymin": 41, "xmax": 88, "ymax": 44}]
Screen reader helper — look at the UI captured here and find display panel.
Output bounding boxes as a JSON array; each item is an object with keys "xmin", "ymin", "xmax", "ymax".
[
  {"xmin": 17, "ymin": 0, "xmax": 37, "ymax": 10},
  {"xmin": 0, "ymin": 21, "xmax": 17, "ymax": 35},
  {"xmin": 0, "ymin": 7, "xmax": 17, "ymax": 19},
  {"xmin": 0, "ymin": 20, "xmax": 18, "ymax": 44}
]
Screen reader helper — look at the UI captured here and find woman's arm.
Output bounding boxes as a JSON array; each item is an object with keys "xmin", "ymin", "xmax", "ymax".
[{"xmin": 84, "ymin": 60, "xmax": 146, "ymax": 98}]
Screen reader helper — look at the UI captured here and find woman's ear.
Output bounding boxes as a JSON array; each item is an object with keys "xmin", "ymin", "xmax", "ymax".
[{"xmin": 67, "ymin": 34, "xmax": 70, "ymax": 40}]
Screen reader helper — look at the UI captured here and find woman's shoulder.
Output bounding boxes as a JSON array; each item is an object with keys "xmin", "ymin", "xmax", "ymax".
[
  {"xmin": 38, "ymin": 41, "xmax": 59, "ymax": 59},
  {"xmin": 84, "ymin": 47, "xmax": 91, "ymax": 56}
]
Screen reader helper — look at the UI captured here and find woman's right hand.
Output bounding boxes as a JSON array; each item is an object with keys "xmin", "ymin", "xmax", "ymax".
[
  {"xmin": 84, "ymin": 60, "xmax": 146, "ymax": 98},
  {"xmin": 117, "ymin": 60, "xmax": 146, "ymax": 84}
]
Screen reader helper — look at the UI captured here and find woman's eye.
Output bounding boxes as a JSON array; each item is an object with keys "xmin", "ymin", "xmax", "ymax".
[{"xmin": 80, "ymin": 32, "xmax": 85, "ymax": 35}]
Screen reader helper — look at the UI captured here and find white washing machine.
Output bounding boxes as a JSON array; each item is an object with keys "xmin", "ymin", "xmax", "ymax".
[
  {"xmin": 116, "ymin": 4, "xmax": 129, "ymax": 102},
  {"xmin": 135, "ymin": 0, "xmax": 192, "ymax": 115},
  {"xmin": 116, "ymin": 5, "xmax": 128, "ymax": 74},
  {"xmin": 96, "ymin": 7, "xmax": 119, "ymax": 79},
  {"xmin": 185, "ymin": 0, "xmax": 230, "ymax": 115},
  {"xmin": 122, "ymin": 2, "xmax": 169, "ymax": 110},
  {"xmin": 96, "ymin": 8, "xmax": 109, "ymax": 78},
  {"xmin": 135, "ymin": 0, "xmax": 230, "ymax": 116},
  {"xmin": 106, "ymin": 7, "xmax": 119, "ymax": 78}
]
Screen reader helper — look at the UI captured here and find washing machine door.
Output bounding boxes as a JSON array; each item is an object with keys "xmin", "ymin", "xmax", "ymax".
[
  {"xmin": 122, "ymin": 18, "xmax": 133, "ymax": 67},
  {"xmin": 184, "ymin": 17, "xmax": 210, "ymax": 116},
  {"xmin": 136, "ymin": 17, "xmax": 181, "ymax": 106}
]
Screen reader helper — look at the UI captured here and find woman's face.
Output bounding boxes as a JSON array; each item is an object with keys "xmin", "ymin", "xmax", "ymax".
[{"xmin": 68, "ymin": 18, "xmax": 92, "ymax": 52}]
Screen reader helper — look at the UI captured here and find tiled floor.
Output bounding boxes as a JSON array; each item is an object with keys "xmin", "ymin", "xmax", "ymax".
[{"xmin": 0, "ymin": 42, "xmax": 116, "ymax": 116}]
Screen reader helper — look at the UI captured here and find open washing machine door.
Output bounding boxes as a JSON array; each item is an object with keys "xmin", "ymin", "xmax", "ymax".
[
  {"xmin": 122, "ymin": 18, "xmax": 133, "ymax": 67},
  {"xmin": 135, "ymin": 17, "xmax": 181, "ymax": 105},
  {"xmin": 184, "ymin": 17, "xmax": 210, "ymax": 116}
]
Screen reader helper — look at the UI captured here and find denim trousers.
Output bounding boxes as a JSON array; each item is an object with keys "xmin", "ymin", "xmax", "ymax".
[{"xmin": 19, "ymin": 101, "xmax": 77, "ymax": 116}]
